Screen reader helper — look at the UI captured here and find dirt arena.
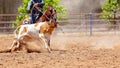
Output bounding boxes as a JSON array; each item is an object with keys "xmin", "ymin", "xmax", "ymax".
[{"xmin": 0, "ymin": 33, "xmax": 120, "ymax": 68}]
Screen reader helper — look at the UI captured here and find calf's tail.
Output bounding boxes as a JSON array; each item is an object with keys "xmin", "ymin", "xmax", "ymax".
[{"xmin": 14, "ymin": 26, "xmax": 21, "ymax": 38}]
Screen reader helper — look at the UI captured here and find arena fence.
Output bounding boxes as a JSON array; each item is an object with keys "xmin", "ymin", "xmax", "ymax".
[
  {"xmin": 0, "ymin": 13, "xmax": 120, "ymax": 35},
  {"xmin": 57, "ymin": 13, "xmax": 120, "ymax": 35}
]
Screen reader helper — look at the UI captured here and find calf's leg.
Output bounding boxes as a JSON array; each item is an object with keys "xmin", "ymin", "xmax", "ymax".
[
  {"xmin": 39, "ymin": 33, "xmax": 51, "ymax": 53},
  {"xmin": 45, "ymin": 34, "xmax": 51, "ymax": 47},
  {"xmin": 9, "ymin": 40, "xmax": 18, "ymax": 50}
]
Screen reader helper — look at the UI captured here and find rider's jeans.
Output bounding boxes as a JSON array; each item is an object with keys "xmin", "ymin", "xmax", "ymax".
[{"xmin": 30, "ymin": 11, "xmax": 36, "ymax": 24}]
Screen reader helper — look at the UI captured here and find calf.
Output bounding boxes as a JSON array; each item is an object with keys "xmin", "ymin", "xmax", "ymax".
[{"xmin": 10, "ymin": 21, "xmax": 51, "ymax": 52}]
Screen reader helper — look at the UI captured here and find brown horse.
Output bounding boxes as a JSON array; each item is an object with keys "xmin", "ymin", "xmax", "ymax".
[
  {"xmin": 19, "ymin": 5, "xmax": 57, "ymax": 25},
  {"xmin": 37, "ymin": 5, "xmax": 57, "ymax": 22}
]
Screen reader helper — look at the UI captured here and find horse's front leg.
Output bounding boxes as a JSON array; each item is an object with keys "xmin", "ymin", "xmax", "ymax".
[{"xmin": 39, "ymin": 33, "xmax": 51, "ymax": 53}]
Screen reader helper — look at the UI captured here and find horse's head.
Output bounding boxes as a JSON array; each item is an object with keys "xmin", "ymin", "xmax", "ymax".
[
  {"xmin": 47, "ymin": 5, "xmax": 57, "ymax": 22},
  {"xmin": 40, "ymin": 5, "xmax": 57, "ymax": 23},
  {"xmin": 46, "ymin": 5, "xmax": 57, "ymax": 28}
]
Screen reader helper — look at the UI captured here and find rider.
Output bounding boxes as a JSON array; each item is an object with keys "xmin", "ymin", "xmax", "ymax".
[{"xmin": 27, "ymin": 0, "xmax": 45, "ymax": 24}]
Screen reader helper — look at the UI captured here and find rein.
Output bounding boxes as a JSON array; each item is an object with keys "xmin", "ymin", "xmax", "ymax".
[
  {"xmin": 31, "ymin": 5, "xmax": 43, "ymax": 13},
  {"xmin": 31, "ymin": 4, "xmax": 56, "ymax": 22},
  {"xmin": 42, "ymin": 10, "xmax": 55, "ymax": 21},
  {"xmin": 31, "ymin": 5, "xmax": 56, "ymax": 25}
]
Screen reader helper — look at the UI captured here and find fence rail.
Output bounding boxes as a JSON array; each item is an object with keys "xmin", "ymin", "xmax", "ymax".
[{"xmin": 0, "ymin": 13, "xmax": 120, "ymax": 35}]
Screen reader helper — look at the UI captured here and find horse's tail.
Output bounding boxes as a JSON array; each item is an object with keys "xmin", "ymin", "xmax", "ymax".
[{"xmin": 14, "ymin": 26, "xmax": 21, "ymax": 38}]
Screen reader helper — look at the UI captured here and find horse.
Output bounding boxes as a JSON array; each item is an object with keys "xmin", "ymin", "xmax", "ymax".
[
  {"xmin": 37, "ymin": 5, "xmax": 57, "ymax": 22},
  {"xmin": 19, "ymin": 5, "xmax": 57, "ymax": 25}
]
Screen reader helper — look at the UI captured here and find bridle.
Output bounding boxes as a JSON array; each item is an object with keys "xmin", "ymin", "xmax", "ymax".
[
  {"xmin": 42, "ymin": 8, "xmax": 57, "ymax": 22},
  {"xmin": 32, "ymin": 5, "xmax": 57, "ymax": 23}
]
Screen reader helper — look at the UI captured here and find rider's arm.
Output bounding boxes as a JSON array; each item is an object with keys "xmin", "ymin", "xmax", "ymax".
[{"xmin": 27, "ymin": 0, "xmax": 33, "ymax": 13}]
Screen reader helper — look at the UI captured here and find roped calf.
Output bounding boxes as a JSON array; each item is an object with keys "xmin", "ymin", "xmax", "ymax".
[{"xmin": 10, "ymin": 21, "xmax": 51, "ymax": 52}]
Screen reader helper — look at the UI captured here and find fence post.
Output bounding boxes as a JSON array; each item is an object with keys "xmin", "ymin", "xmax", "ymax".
[
  {"xmin": 89, "ymin": 12, "xmax": 93, "ymax": 36},
  {"xmin": 113, "ymin": 10, "xmax": 117, "ymax": 35}
]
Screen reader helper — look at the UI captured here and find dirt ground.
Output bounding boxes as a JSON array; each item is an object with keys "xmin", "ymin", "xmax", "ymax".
[{"xmin": 0, "ymin": 34, "xmax": 120, "ymax": 68}]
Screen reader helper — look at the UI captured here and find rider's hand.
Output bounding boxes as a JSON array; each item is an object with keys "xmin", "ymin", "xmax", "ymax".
[{"xmin": 34, "ymin": 3, "xmax": 39, "ymax": 7}]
